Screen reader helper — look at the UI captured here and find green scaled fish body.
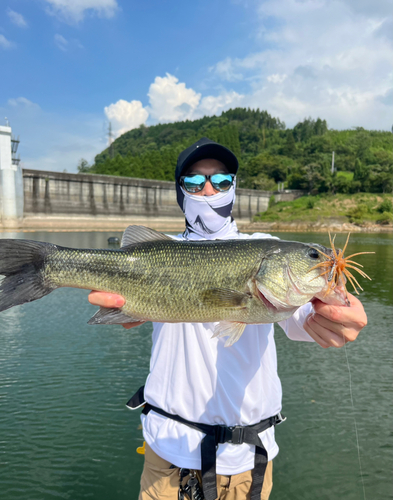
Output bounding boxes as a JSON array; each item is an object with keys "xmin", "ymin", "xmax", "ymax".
[{"xmin": 0, "ymin": 226, "xmax": 345, "ymax": 345}]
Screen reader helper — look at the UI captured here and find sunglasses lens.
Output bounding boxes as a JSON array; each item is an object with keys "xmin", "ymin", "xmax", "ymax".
[
  {"xmin": 211, "ymin": 174, "xmax": 233, "ymax": 191},
  {"xmin": 182, "ymin": 175, "xmax": 206, "ymax": 193},
  {"xmin": 182, "ymin": 174, "xmax": 234, "ymax": 193}
]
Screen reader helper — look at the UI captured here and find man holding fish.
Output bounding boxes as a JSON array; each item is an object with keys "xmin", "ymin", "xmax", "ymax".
[{"xmin": 88, "ymin": 138, "xmax": 367, "ymax": 500}]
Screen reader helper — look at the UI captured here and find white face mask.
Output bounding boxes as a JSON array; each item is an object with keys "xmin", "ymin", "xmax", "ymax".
[{"xmin": 180, "ymin": 182, "xmax": 239, "ymax": 240}]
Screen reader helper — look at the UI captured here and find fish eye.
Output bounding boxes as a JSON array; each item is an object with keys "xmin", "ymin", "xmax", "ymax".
[{"xmin": 308, "ymin": 248, "xmax": 320, "ymax": 259}]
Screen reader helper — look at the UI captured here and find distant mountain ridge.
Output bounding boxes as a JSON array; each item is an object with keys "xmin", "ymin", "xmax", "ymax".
[{"xmin": 81, "ymin": 108, "xmax": 391, "ymax": 194}]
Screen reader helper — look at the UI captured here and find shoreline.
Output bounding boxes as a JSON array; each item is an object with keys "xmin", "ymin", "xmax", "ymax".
[
  {"xmin": 0, "ymin": 216, "xmax": 187, "ymax": 233},
  {"xmin": 1, "ymin": 215, "xmax": 392, "ymax": 233},
  {"xmin": 242, "ymin": 220, "xmax": 393, "ymax": 233}
]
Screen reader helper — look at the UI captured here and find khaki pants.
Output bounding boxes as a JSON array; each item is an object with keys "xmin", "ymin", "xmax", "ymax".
[{"xmin": 139, "ymin": 443, "xmax": 273, "ymax": 500}]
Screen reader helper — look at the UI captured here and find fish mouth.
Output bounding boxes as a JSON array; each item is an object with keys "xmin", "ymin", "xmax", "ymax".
[
  {"xmin": 316, "ymin": 283, "xmax": 349, "ymax": 306},
  {"xmin": 314, "ymin": 257, "xmax": 350, "ymax": 306}
]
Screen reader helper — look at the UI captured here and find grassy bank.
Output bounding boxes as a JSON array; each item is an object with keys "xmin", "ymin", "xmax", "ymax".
[{"xmin": 254, "ymin": 193, "xmax": 393, "ymax": 226}]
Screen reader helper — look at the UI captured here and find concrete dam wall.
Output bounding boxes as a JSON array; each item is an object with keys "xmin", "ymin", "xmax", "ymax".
[
  {"xmin": 23, "ymin": 170, "xmax": 182, "ymax": 219},
  {"xmin": 22, "ymin": 169, "xmax": 304, "ymax": 224}
]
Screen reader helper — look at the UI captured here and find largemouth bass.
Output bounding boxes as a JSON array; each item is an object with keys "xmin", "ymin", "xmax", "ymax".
[{"xmin": 0, "ymin": 226, "xmax": 349, "ymax": 345}]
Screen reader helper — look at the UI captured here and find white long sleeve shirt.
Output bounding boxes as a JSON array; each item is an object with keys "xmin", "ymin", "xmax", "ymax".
[{"xmin": 141, "ymin": 232, "xmax": 314, "ymax": 474}]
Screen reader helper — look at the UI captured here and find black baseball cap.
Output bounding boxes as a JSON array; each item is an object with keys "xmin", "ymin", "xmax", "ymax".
[{"xmin": 175, "ymin": 137, "xmax": 239, "ymax": 182}]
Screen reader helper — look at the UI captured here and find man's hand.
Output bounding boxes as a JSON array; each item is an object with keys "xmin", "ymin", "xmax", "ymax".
[
  {"xmin": 88, "ymin": 291, "xmax": 145, "ymax": 329},
  {"xmin": 304, "ymin": 293, "xmax": 367, "ymax": 348}
]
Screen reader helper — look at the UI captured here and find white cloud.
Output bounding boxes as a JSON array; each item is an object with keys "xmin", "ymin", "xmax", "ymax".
[
  {"xmin": 104, "ymin": 100, "xmax": 149, "ymax": 136},
  {"xmin": 211, "ymin": 58, "xmax": 243, "ymax": 82},
  {"xmin": 54, "ymin": 34, "xmax": 68, "ymax": 51},
  {"xmin": 44, "ymin": 0, "xmax": 118, "ymax": 23},
  {"xmin": 7, "ymin": 97, "xmax": 40, "ymax": 109},
  {"xmin": 377, "ymin": 88, "xmax": 393, "ymax": 107},
  {"xmin": 147, "ymin": 73, "xmax": 201, "ymax": 122},
  {"xmin": 199, "ymin": 91, "xmax": 244, "ymax": 116},
  {"xmin": 0, "ymin": 34, "xmax": 14, "ymax": 50},
  {"xmin": 339, "ymin": 0, "xmax": 391, "ymax": 17},
  {"xmin": 7, "ymin": 9, "xmax": 27, "ymax": 27},
  {"xmin": 54, "ymin": 34, "xmax": 83, "ymax": 51},
  {"xmin": 209, "ymin": 0, "xmax": 393, "ymax": 129},
  {"xmin": 267, "ymin": 74, "xmax": 287, "ymax": 84}
]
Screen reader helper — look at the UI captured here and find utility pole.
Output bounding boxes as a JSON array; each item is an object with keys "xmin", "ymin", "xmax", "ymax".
[
  {"xmin": 108, "ymin": 122, "xmax": 114, "ymax": 159},
  {"xmin": 331, "ymin": 151, "xmax": 335, "ymax": 174}
]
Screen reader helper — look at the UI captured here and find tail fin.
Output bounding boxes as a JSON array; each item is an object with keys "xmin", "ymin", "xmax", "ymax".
[{"xmin": 0, "ymin": 239, "xmax": 57, "ymax": 312}]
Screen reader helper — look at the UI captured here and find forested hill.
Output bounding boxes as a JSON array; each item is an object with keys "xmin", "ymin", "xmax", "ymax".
[{"xmin": 81, "ymin": 108, "xmax": 392, "ymax": 194}]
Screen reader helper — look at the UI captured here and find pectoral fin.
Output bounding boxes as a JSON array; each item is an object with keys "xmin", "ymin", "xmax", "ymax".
[
  {"xmin": 212, "ymin": 321, "xmax": 247, "ymax": 347},
  {"xmin": 88, "ymin": 307, "xmax": 141, "ymax": 325},
  {"xmin": 202, "ymin": 288, "xmax": 250, "ymax": 309}
]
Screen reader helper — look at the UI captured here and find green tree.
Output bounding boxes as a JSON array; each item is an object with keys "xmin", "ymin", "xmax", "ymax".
[
  {"xmin": 77, "ymin": 158, "xmax": 91, "ymax": 173},
  {"xmin": 240, "ymin": 154, "xmax": 288, "ymax": 188},
  {"xmin": 287, "ymin": 169, "xmax": 308, "ymax": 190},
  {"xmin": 249, "ymin": 174, "xmax": 277, "ymax": 191},
  {"xmin": 353, "ymin": 158, "xmax": 368, "ymax": 184},
  {"xmin": 282, "ymin": 131, "xmax": 296, "ymax": 157}
]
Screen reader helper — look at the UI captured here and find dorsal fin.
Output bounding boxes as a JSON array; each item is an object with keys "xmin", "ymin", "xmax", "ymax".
[{"xmin": 121, "ymin": 225, "xmax": 172, "ymax": 247}]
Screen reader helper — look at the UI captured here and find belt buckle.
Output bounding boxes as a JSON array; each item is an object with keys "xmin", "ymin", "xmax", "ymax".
[
  {"xmin": 276, "ymin": 412, "xmax": 287, "ymax": 425},
  {"xmin": 227, "ymin": 425, "xmax": 244, "ymax": 444}
]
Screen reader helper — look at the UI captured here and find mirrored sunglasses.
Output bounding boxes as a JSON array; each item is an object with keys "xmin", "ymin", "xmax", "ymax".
[{"xmin": 180, "ymin": 173, "xmax": 235, "ymax": 193}]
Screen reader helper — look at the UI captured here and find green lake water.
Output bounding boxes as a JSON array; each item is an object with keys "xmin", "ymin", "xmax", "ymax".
[{"xmin": 0, "ymin": 230, "xmax": 392, "ymax": 500}]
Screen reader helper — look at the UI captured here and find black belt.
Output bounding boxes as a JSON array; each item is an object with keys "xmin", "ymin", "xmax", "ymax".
[{"xmin": 127, "ymin": 387, "xmax": 285, "ymax": 500}]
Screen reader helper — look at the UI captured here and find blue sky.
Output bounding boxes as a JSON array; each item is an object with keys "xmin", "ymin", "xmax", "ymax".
[{"xmin": 0, "ymin": 0, "xmax": 392, "ymax": 172}]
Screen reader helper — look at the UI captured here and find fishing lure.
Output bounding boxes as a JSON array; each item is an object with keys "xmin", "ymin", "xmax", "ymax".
[{"xmin": 310, "ymin": 233, "xmax": 374, "ymax": 303}]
